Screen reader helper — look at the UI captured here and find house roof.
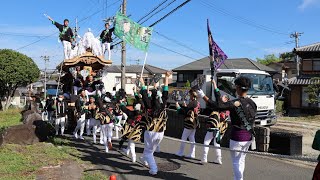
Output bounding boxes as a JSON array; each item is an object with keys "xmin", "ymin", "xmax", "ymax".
[
  {"xmin": 294, "ymin": 42, "xmax": 320, "ymax": 52},
  {"xmin": 173, "ymin": 57, "xmax": 276, "ymax": 73},
  {"xmin": 288, "ymin": 77, "xmax": 320, "ymax": 85},
  {"xmin": 104, "ymin": 64, "xmax": 167, "ymax": 74}
]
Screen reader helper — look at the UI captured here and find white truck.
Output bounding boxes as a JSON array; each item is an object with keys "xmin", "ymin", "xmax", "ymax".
[{"xmin": 168, "ymin": 69, "xmax": 277, "ymax": 126}]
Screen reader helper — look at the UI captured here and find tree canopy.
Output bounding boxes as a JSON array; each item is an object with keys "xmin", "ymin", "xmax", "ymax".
[
  {"xmin": 256, "ymin": 54, "xmax": 282, "ymax": 65},
  {"xmin": 0, "ymin": 49, "xmax": 40, "ymax": 110},
  {"xmin": 306, "ymin": 77, "xmax": 320, "ymax": 105}
]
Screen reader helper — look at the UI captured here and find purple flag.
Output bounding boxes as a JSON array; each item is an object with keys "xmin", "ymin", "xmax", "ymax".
[{"xmin": 207, "ymin": 19, "xmax": 228, "ymax": 71}]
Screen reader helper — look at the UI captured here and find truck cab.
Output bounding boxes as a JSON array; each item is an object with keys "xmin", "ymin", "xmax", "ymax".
[{"xmin": 202, "ymin": 69, "xmax": 277, "ymax": 126}]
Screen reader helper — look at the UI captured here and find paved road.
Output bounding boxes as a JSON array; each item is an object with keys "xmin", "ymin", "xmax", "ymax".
[{"xmin": 67, "ymin": 135, "xmax": 315, "ymax": 180}]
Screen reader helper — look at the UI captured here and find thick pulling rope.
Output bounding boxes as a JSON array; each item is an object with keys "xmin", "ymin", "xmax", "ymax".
[
  {"xmin": 163, "ymin": 136, "xmax": 318, "ymax": 163},
  {"xmin": 163, "ymin": 108, "xmax": 318, "ymax": 162}
]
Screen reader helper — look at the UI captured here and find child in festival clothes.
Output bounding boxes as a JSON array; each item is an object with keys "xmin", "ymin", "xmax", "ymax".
[
  {"xmin": 95, "ymin": 99, "xmax": 115, "ymax": 153},
  {"xmin": 118, "ymin": 89, "xmax": 144, "ymax": 163},
  {"xmin": 175, "ymin": 89, "xmax": 200, "ymax": 159}
]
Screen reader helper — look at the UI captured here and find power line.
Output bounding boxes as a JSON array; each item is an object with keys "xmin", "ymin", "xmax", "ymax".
[
  {"xmin": 137, "ymin": 0, "xmax": 169, "ymax": 23},
  {"xmin": 154, "ymin": 30, "xmax": 207, "ymax": 56},
  {"xmin": 199, "ymin": 0, "xmax": 288, "ymax": 36},
  {"xmin": 150, "ymin": 41, "xmax": 196, "ymax": 60},
  {"xmin": 140, "ymin": 0, "xmax": 177, "ymax": 24}
]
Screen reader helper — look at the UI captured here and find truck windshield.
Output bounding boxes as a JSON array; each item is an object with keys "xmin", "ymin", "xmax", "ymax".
[
  {"xmin": 217, "ymin": 73, "xmax": 274, "ymax": 97},
  {"xmin": 241, "ymin": 73, "xmax": 274, "ymax": 95}
]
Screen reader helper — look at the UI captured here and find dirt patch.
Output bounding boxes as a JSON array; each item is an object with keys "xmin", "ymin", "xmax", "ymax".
[
  {"xmin": 273, "ymin": 118, "xmax": 320, "ymax": 159},
  {"xmin": 36, "ymin": 160, "xmax": 83, "ymax": 180}
]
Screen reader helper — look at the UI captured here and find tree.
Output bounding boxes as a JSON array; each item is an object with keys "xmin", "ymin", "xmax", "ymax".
[
  {"xmin": 185, "ymin": 80, "xmax": 191, "ymax": 88},
  {"xmin": 0, "ymin": 49, "xmax": 40, "ymax": 110},
  {"xmin": 280, "ymin": 52, "xmax": 295, "ymax": 61},
  {"xmin": 306, "ymin": 77, "xmax": 320, "ymax": 104},
  {"xmin": 256, "ymin": 54, "xmax": 282, "ymax": 65}
]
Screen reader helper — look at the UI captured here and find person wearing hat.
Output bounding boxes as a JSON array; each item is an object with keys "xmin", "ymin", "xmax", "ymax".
[
  {"xmin": 138, "ymin": 71, "xmax": 171, "ymax": 175},
  {"xmin": 100, "ymin": 23, "xmax": 115, "ymax": 60},
  {"xmin": 200, "ymin": 76, "xmax": 256, "ymax": 180},
  {"xmin": 175, "ymin": 89, "xmax": 200, "ymax": 159},
  {"xmin": 55, "ymin": 94, "xmax": 68, "ymax": 136},
  {"xmin": 47, "ymin": 16, "xmax": 74, "ymax": 59},
  {"xmin": 197, "ymin": 81, "xmax": 230, "ymax": 165}
]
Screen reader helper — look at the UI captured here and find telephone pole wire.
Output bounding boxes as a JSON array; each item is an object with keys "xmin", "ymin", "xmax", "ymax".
[
  {"xmin": 290, "ymin": 31, "xmax": 303, "ymax": 77},
  {"xmin": 121, "ymin": 0, "xmax": 127, "ymax": 90}
]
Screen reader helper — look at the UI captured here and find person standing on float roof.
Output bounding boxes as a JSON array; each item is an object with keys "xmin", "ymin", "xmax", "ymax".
[
  {"xmin": 100, "ymin": 23, "xmax": 114, "ymax": 60},
  {"xmin": 47, "ymin": 16, "xmax": 74, "ymax": 59}
]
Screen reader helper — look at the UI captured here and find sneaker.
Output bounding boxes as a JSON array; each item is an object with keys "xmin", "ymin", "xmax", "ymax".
[
  {"xmin": 175, "ymin": 152, "xmax": 183, "ymax": 157},
  {"xmin": 201, "ymin": 159, "xmax": 208, "ymax": 164},
  {"xmin": 105, "ymin": 147, "xmax": 109, "ymax": 153},
  {"xmin": 55, "ymin": 132, "xmax": 59, "ymax": 136},
  {"xmin": 74, "ymin": 132, "xmax": 78, "ymax": 139},
  {"xmin": 213, "ymin": 158, "xmax": 222, "ymax": 165},
  {"xmin": 132, "ymin": 155, "xmax": 136, "ymax": 163},
  {"xmin": 149, "ymin": 170, "xmax": 157, "ymax": 175},
  {"xmin": 79, "ymin": 136, "xmax": 84, "ymax": 140},
  {"xmin": 121, "ymin": 148, "xmax": 130, "ymax": 156},
  {"xmin": 139, "ymin": 156, "xmax": 148, "ymax": 166},
  {"xmin": 100, "ymin": 141, "xmax": 104, "ymax": 145},
  {"xmin": 186, "ymin": 154, "xmax": 195, "ymax": 159}
]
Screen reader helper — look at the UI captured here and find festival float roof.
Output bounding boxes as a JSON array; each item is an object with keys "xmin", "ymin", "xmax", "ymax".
[{"xmin": 57, "ymin": 50, "xmax": 112, "ymax": 72}]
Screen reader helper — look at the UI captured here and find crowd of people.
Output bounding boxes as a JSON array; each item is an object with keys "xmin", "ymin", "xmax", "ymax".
[{"xmin": 36, "ymin": 68, "xmax": 258, "ymax": 179}]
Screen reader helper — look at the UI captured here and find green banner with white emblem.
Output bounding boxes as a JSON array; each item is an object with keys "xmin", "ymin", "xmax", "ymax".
[{"xmin": 114, "ymin": 12, "xmax": 153, "ymax": 52}]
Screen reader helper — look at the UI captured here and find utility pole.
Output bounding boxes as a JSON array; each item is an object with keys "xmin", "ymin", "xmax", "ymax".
[
  {"xmin": 290, "ymin": 31, "xmax": 303, "ymax": 77},
  {"xmin": 121, "ymin": 0, "xmax": 127, "ymax": 90},
  {"xmin": 41, "ymin": 55, "xmax": 49, "ymax": 100}
]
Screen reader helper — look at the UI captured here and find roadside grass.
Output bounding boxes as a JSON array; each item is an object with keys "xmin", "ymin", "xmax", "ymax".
[
  {"xmin": 0, "ymin": 108, "xmax": 22, "ymax": 129},
  {"xmin": 0, "ymin": 110, "xmax": 106, "ymax": 180}
]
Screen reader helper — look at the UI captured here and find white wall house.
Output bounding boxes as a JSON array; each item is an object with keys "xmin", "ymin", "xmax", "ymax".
[{"xmin": 102, "ymin": 64, "xmax": 171, "ymax": 95}]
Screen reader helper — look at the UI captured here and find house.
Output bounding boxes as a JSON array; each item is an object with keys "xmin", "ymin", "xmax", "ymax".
[
  {"xmin": 173, "ymin": 57, "xmax": 277, "ymax": 87},
  {"xmin": 102, "ymin": 64, "xmax": 171, "ymax": 94},
  {"xmin": 267, "ymin": 59, "xmax": 297, "ymax": 81},
  {"xmin": 288, "ymin": 42, "xmax": 320, "ymax": 114}
]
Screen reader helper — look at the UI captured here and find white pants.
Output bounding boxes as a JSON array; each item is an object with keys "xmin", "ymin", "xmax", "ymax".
[
  {"xmin": 101, "ymin": 123, "xmax": 113, "ymax": 152},
  {"xmin": 102, "ymin": 42, "xmax": 111, "ymax": 60},
  {"xmin": 73, "ymin": 86, "xmax": 81, "ymax": 95},
  {"xmin": 124, "ymin": 140, "xmax": 136, "ymax": 162},
  {"xmin": 86, "ymin": 118, "xmax": 100, "ymax": 143},
  {"xmin": 203, "ymin": 131, "xmax": 221, "ymax": 162},
  {"xmin": 74, "ymin": 114, "xmax": 86, "ymax": 137},
  {"xmin": 230, "ymin": 140, "xmax": 252, "ymax": 180},
  {"xmin": 62, "ymin": 40, "xmax": 72, "ymax": 59},
  {"xmin": 176, "ymin": 128, "xmax": 196, "ymax": 158},
  {"xmin": 113, "ymin": 115, "xmax": 122, "ymax": 139},
  {"xmin": 55, "ymin": 116, "xmax": 66, "ymax": 135},
  {"xmin": 142, "ymin": 131, "xmax": 164, "ymax": 174},
  {"xmin": 85, "ymin": 90, "xmax": 101, "ymax": 99}
]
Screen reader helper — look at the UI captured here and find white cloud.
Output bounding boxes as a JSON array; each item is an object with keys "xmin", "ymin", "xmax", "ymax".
[
  {"xmin": 298, "ymin": 0, "xmax": 319, "ymax": 10},
  {"xmin": 263, "ymin": 47, "xmax": 292, "ymax": 55}
]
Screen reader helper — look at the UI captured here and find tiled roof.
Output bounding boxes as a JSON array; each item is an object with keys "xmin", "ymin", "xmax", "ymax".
[
  {"xmin": 173, "ymin": 57, "xmax": 276, "ymax": 73},
  {"xmin": 294, "ymin": 42, "xmax": 320, "ymax": 52},
  {"xmin": 104, "ymin": 64, "xmax": 167, "ymax": 74},
  {"xmin": 288, "ymin": 77, "xmax": 320, "ymax": 85}
]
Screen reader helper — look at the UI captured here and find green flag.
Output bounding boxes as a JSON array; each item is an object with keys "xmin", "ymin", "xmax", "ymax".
[{"xmin": 114, "ymin": 12, "xmax": 153, "ymax": 52}]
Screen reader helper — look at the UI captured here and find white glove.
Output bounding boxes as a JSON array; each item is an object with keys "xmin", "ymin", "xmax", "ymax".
[
  {"xmin": 197, "ymin": 89, "xmax": 205, "ymax": 98},
  {"xmin": 175, "ymin": 102, "xmax": 180, "ymax": 109}
]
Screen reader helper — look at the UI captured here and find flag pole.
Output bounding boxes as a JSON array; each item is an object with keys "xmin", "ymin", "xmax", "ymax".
[{"xmin": 140, "ymin": 52, "xmax": 148, "ymax": 78}]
